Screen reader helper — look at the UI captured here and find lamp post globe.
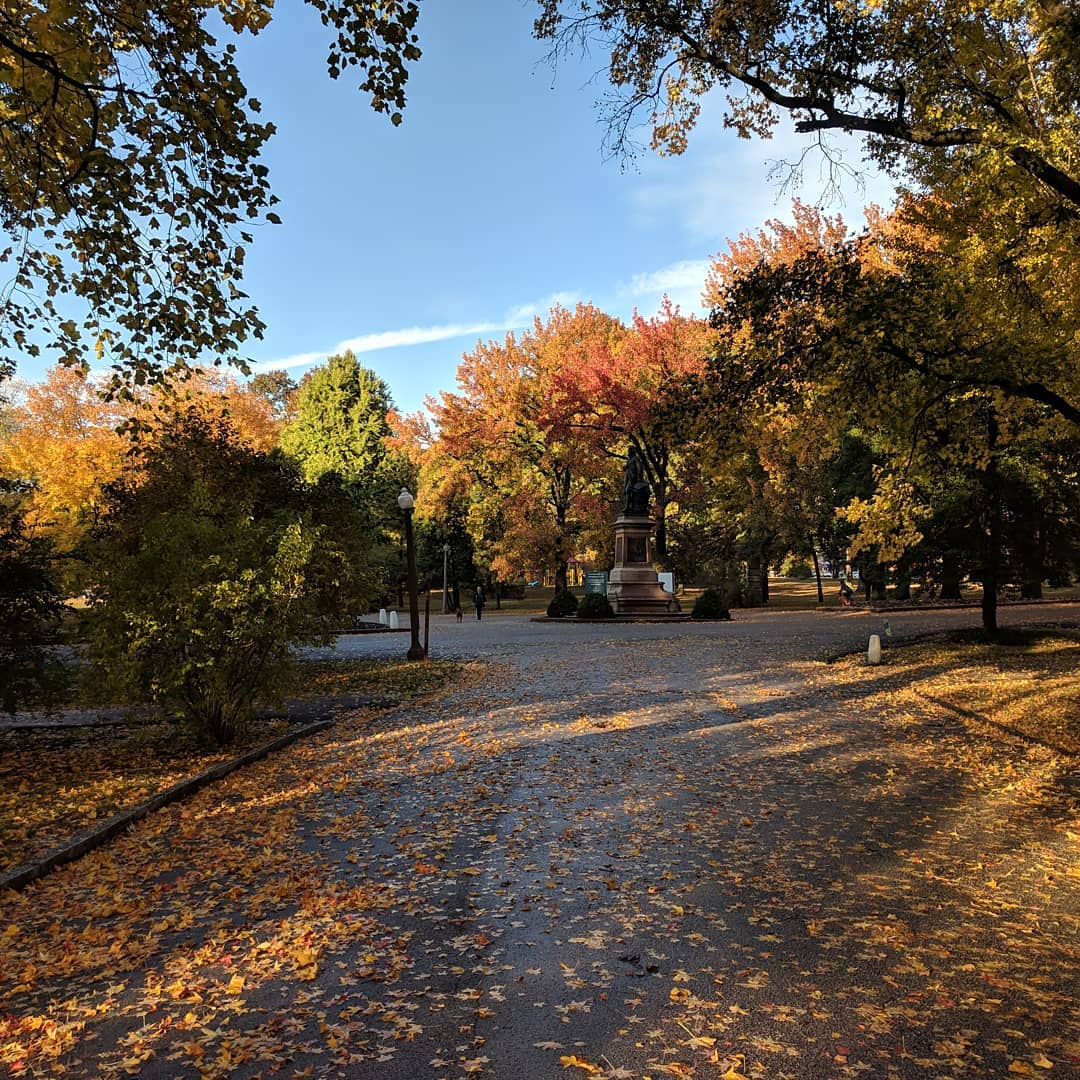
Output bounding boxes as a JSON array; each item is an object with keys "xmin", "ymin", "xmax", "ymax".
[{"xmin": 398, "ymin": 489, "xmax": 424, "ymax": 660}]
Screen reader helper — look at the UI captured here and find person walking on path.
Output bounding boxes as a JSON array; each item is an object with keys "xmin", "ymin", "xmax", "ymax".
[{"xmin": 473, "ymin": 584, "xmax": 485, "ymax": 621}]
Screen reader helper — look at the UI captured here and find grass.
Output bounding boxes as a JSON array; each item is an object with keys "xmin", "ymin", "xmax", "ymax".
[
  {"xmin": 0, "ymin": 657, "xmax": 470, "ymax": 875},
  {"xmin": 831, "ymin": 629, "xmax": 1080, "ymax": 755}
]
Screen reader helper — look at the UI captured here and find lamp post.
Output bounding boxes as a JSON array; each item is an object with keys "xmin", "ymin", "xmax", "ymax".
[
  {"xmin": 397, "ymin": 488, "xmax": 425, "ymax": 661},
  {"xmin": 442, "ymin": 542, "xmax": 450, "ymax": 614}
]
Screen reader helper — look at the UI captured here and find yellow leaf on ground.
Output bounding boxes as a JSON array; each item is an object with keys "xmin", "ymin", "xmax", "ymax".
[{"xmin": 560, "ymin": 1055, "xmax": 602, "ymax": 1074}]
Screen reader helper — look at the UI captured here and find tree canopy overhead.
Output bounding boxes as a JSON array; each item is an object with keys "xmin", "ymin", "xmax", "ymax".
[
  {"xmin": 534, "ymin": 1, "xmax": 1080, "ymax": 212},
  {"xmin": 0, "ymin": 0, "xmax": 420, "ymax": 391}
]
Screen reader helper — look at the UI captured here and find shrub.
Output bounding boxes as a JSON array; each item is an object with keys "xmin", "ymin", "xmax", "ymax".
[
  {"xmin": 576, "ymin": 592, "xmax": 614, "ymax": 619},
  {"xmin": 692, "ymin": 588, "xmax": 731, "ymax": 620},
  {"xmin": 83, "ymin": 415, "xmax": 371, "ymax": 745},
  {"xmin": 0, "ymin": 483, "xmax": 67, "ymax": 712},
  {"xmin": 546, "ymin": 590, "xmax": 579, "ymax": 618},
  {"xmin": 780, "ymin": 555, "xmax": 814, "ymax": 579}
]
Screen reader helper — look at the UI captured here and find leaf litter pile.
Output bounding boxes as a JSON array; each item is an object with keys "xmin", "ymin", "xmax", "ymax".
[{"xmin": 2, "ymin": 625, "xmax": 1077, "ymax": 1078}]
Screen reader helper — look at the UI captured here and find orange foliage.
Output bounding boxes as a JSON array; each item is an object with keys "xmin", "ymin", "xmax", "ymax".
[
  {"xmin": 704, "ymin": 200, "xmax": 849, "ymax": 307},
  {"xmin": 140, "ymin": 370, "xmax": 280, "ymax": 453},
  {"xmin": 0, "ymin": 367, "xmax": 128, "ymax": 553}
]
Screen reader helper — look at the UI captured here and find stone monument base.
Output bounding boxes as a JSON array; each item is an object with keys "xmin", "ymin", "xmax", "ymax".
[{"xmin": 607, "ymin": 513, "xmax": 682, "ymax": 616}]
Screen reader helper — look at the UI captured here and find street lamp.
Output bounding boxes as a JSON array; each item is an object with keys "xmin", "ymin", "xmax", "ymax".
[
  {"xmin": 397, "ymin": 488, "xmax": 425, "ymax": 660},
  {"xmin": 442, "ymin": 542, "xmax": 451, "ymax": 614}
]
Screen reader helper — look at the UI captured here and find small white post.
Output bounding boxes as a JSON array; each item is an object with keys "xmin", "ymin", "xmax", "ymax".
[
  {"xmin": 389, "ymin": 610, "xmax": 399, "ymax": 629},
  {"xmin": 378, "ymin": 608, "xmax": 387, "ymax": 625},
  {"xmin": 868, "ymin": 634, "xmax": 882, "ymax": 665}
]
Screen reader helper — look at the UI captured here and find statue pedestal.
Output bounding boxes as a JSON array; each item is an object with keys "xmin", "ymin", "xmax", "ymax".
[{"xmin": 607, "ymin": 514, "xmax": 681, "ymax": 615}]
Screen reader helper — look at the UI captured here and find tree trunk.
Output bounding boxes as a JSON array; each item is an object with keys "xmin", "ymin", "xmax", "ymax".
[
  {"xmin": 892, "ymin": 573, "xmax": 911, "ymax": 601},
  {"xmin": 654, "ymin": 499, "xmax": 668, "ymax": 568},
  {"xmin": 981, "ymin": 416, "xmax": 1001, "ymax": 636},
  {"xmin": 812, "ymin": 547, "xmax": 824, "ymax": 605},
  {"xmin": 939, "ymin": 556, "xmax": 962, "ymax": 600},
  {"xmin": 494, "ymin": 579, "xmax": 502, "ymax": 609},
  {"xmin": 745, "ymin": 559, "xmax": 762, "ymax": 607}
]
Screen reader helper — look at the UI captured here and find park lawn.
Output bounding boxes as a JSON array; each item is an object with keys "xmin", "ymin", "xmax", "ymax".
[
  {"xmin": 0, "ymin": 659, "xmax": 468, "ymax": 875},
  {"xmin": 832, "ymin": 629, "xmax": 1080, "ymax": 755}
]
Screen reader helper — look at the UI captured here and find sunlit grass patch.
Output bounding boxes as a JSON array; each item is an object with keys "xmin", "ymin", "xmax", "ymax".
[
  {"xmin": 832, "ymin": 630, "xmax": 1080, "ymax": 754},
  {"xmin": 287, "ymin": 658, "xmax": 466, "ymax": 699}
]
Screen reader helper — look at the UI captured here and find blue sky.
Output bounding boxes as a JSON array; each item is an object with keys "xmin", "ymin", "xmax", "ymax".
[
  {"xmin": 229, "ymin": 0, "xmax": 898, "ymax": 415},
  {"xmin": 24, "ymin": 1, "xmax": 897, "ymax": 415}
]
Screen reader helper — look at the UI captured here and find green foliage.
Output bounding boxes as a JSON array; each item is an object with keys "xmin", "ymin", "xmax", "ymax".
[
  {"xmin": 546, "ymin": 590, "xmax": 579, "ymax": 618},
  {"xmin": 0, "ymin": 1, "xmax": 420, "ymax": 391},
  {"xmin": 0, "ymin": 481, "xmax": 67, "ymax": 712},
  {"xmin": 83, "ymin": 415, "xmax": 371, "ymax": 745},
  {"xmin": 576, "ymin": 592, "xmax": 614, "ymax": 619},
  {"xmin": 280, "ymin": 353, "xmax": 394, "ymax": 487},
  {"xmin": 248, "ymin": 370, "xmax": 298, "ymax": 420},
  {"xmin": 780, "ymin": 556, "xmax": 813, "ymax": 580},
  {"xmin": 691, "ymin": 588, "xmax": 731, "ymax": 621}
]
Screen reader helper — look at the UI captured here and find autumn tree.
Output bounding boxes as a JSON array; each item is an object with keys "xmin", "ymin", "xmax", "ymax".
[
  {"xmin": 709, "ymin": 198, "xmax": 1080, "ymax": 631},
  {"xmin": 432, "ymin": 306, "xmax": 617, "ymax": 594},
  {"xmin": 549, "ymin": 297, "xmax": 712, "ymax": 568},
  {"xmin": 248, "ymin": 369, "xmax": 299, "ymax": 421},
  {"xmin": 0, "ymin": 1, "xmax": 420, "ymax": 391},
  {"xmin": 690, "ymin": 203, "xmax": 857, "ymax": 602},
  {"xmin": 534, "ymin": 1, "xmax": 1080, "ymax": 215},
  {"xmin": 0, "ymin": 366, "xmax": 127, "ymax": 586},
  {"xmin": 149, "ymin": 368, "xmax": 282, "ymax": 450}
]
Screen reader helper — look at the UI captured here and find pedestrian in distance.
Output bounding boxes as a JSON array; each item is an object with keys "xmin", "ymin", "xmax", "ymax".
[{"xmin": 474, "ymin": 584, "xmax": 485, "ymax": 621}]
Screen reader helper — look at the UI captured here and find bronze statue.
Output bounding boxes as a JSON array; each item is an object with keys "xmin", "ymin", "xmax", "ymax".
[{"xmin": 623, "ymin": 445, "xmax": 650, "ymax": 515}]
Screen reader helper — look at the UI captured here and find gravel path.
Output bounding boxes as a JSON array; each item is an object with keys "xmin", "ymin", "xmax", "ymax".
[{"xmin": 2, "ymin": 604, "xmax": 1078, "ymax": 1079}]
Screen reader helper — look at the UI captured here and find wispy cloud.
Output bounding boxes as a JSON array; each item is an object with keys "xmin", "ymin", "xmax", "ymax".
[
  {"xmin": 628, "ymin": 113, "xmax": 896, "ymax": 245},
  {"xmin": 623, "ymin": 260, "xmax": 710, "ymax": 296},
  {"xmin": 252, "ymin": 321, "xmax": 502, "ymax": 373},
  {"xmin": 252, "ymin": 271, "xmax": 720, "ymax": 379},
  {"xmin": 502, "ymin": 290, "xmax": 583, "ymax": 327}
]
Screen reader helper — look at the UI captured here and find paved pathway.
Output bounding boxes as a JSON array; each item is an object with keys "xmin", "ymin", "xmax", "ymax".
[{"xmin": 2, "ymin": 605, "xmax": 1078, "ymax": 1079}]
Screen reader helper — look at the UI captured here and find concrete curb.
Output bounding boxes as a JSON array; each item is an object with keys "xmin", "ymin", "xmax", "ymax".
[
  {"xmin": 529, "ymin": 614, "xmax": 696, "ymax": 623},
  {"xmin": 1, "ymin": 717, "xmax": 335, "ymax": 894}
]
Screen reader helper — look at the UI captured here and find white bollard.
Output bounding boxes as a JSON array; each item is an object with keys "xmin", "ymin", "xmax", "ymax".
[
  {"xmin": 378, "ymin": 608, "xmax": 387, "ymax": 625},
  {"xmin": 388, "ymin": 610, "xmax": 399, "ymax": 629},
  {"xmin": 868, "ymin": 634, "xmax": 882, "ymax": 665}
]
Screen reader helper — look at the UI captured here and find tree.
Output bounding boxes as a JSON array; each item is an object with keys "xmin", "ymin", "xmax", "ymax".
[
  {"xmin": 534, "ymin": 2, "xmax": 1080, "ymax": 214},
  {"xmin": 708, "ymin": 198, "xmax": 1080, "ymax": 631},
  {"xmin": 0, "ymin": 366, "xmax": 127, "ymax": 584},
  {"xmin": 280, "ymin": 351, "xmax": 394, "ymax": 488},
  {"xmin": 143, "ymin": 367, "xmax": 282, "ymax": 452},
  {"xmin": 84, "ymin": 413, "xmax": 370, "ymax": 744},
  {"xmin": 0, "ymin": 365, "xmax": 282, "ymax": 599},
  {"xmin": 279, "ymin": 351, "xmax": 416, "ymax": 605},
  {"xmin": 549, "ymin": 297, "xmax": 712, "ymax": 567},
  {"xmin": 432, "ymin": 307, "xmax": 616, "ymax": 593},
  {"xmin": 0, "ymin": 479, "xmax": 65, "ymax": 713},
  {"xmin": 0, "ymin": 1, "xmax": 421, "ymax": 391},
  {"xmin": 248, "ymin": 370, "xmax": 299, "ymax": 421}
]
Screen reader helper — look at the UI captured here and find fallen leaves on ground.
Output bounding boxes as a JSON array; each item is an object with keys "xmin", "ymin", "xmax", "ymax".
[
  {"xmin": 0, "ymin": 659, "xmax": 469, "ymax": 872},
  {"xmin": 1, "ymin": 625, "xmax": 1077, "ymax": 1078}
]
